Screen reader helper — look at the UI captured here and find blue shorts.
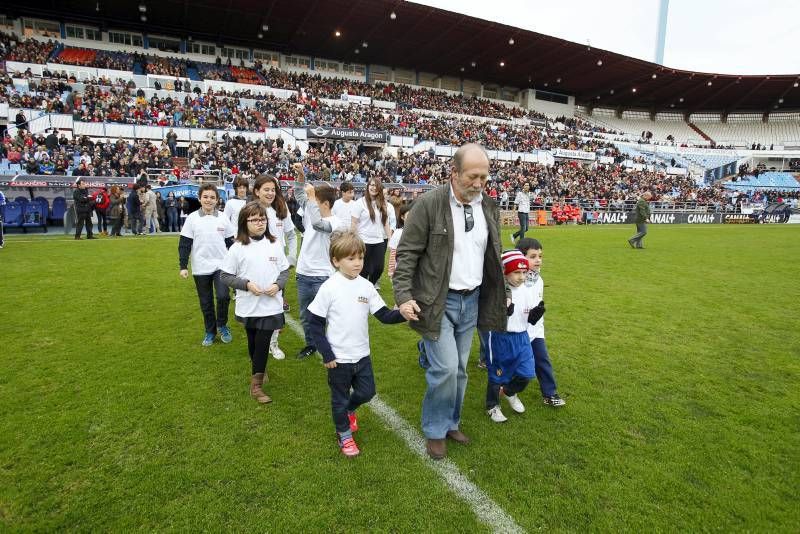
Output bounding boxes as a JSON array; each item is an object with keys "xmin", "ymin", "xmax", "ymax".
[{"xmin": 486, "ymin": 331, "xmax": 535, "ymax": 385}]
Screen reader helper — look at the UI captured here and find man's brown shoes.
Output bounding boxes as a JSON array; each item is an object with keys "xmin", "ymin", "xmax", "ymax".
[
  {"xmin": 446, "ymin": 429, "xmax": 470, "ymax": 444},
  {"xmin": 426, "ymin": 438, "xmax": 446, "ymax": 460}
]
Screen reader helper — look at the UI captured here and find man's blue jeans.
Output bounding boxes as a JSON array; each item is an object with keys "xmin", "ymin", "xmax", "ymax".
[
  {"xmin": 297, "ymin": 273, "xmax": 329, "ymax": 347},
  {"xmin": 421, "ymin": 289, "xmax": 479, "ymax": 439},
  {"xmin": 512, "ymin": 212, "xmax": 529, "ymax": 240}
]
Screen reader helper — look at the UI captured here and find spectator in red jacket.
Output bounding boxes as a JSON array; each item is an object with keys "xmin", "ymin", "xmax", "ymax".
[{"xmin": 93, "ymin": 187, "xmax": 111, "ymax": 235}]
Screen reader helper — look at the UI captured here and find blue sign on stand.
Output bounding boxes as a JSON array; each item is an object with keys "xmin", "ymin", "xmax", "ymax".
[{"xmin": 153, "ymin": 184, "xmax": 227, "ymax": 201}]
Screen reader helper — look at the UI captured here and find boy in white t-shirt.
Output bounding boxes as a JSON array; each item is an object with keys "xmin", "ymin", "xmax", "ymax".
[
  {"xmin": 484, "ymin": 250, "xmax": 543, "ymax": 423},
  {"xmin": 295, "ymin": 180, "xmax": 345, "ymax": 360},
  {"xmin": 307, "ymin": 231, "xmax": 405, "ymax": 457},
  {"xmin": 223, "ymin": 176, "xmax": 249, "ymax": 227},
  {"xmin": 332, "ymin": 181, "xmax": 355, "ymax": 228},
  {"xmin": 516, "ymin": 238, "xmax": 565, "ymax": 407}
]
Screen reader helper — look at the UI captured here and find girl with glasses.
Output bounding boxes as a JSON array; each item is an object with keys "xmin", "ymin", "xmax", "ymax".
[{"xmin": 220, "ymin": 202, "xmax": 290, "ymax": 404}]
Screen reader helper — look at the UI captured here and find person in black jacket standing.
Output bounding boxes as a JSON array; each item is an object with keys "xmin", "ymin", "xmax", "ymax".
[{"xmin": 73, "ymin": 178, "xmax": 96, "ymax": 240}]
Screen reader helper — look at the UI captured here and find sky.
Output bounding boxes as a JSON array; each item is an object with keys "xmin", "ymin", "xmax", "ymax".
[{"xmin": 412, "ymin": 0, "xmax": 800, "ymax": 75}]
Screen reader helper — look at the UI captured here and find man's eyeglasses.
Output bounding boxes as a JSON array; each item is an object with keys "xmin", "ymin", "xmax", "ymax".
[
  {"xmin": 463, "ymin": 204, "xmax": 474, "ymax": 232},
  {"xmin": 247, "ymin": 217, "xmax": 267, "ymax": 224}
]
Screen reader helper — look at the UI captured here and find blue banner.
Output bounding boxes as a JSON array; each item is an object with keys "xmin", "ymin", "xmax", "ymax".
[{"xmin": 154, "ymin": 184, "xmax": 227, "ymax": 201}]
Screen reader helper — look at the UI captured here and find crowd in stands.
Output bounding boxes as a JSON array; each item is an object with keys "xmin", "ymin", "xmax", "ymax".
[
  {"xmin": 3, "ymin": 35, "xmax": 55, "ymax": 63},
  {"xmin": 256, "ymin": 65, "xmax": 547, "ymax": 121},
  {"xmin": 1, "ymin": 129, "xmax": 173, "ymax": 177},
  {"xmin": 0, "ymin": 119, "xmax": 757, "ymax": 212},
  {"xmin": 6, "ymin": 79, "xmax": 615, "ymax": 153},
  {"xmin": 61, "ymin": 86, "xmax": 262, "ymax": 130},
  {"xmin": 144, "ymin": 55, "xmax": 188, "ymax": 77},
  {"xmin": 198, "ymin": 63, "xmax": 266, "ymax": 85},
  {"xmin": 1, "ymin": 34, "xmax": 796, "ymax": 214},
  {"xmin": 54, "ymin": 47, "xmax": 136, "ymax": 71},
  {"xmin": 186, "ymin": 134, "xmax": 301, "ymax": 179}
]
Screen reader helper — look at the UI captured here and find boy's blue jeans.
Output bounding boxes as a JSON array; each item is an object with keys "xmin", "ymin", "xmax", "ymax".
[
  {"xmin": 328, "ymin": 356, "xmax": 375, "ymax": 433},
  {"xmin": 297, "ymin": 273, "xmax": 329, "ymax": 347},
  {"xmin": 531, "ymin": 338, "xmax": 558, "ymax": 397},
  {"xmin": 421, "ymin": 290, "xmax": 479, "ymax": 439}
]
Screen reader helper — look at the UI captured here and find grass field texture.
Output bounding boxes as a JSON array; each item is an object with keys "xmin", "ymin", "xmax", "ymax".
[{"xmin": 1, "ymin": 224, "xmax": 798, "ymax": 532}]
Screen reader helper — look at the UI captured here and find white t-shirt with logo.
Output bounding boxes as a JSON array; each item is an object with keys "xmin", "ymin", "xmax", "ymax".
[
  {"xmin": 296, "ymin": 202, "xmax": 345, "ymax": 277},
  {"xmin": 507, "ymin": 281, "xmax": 540, "ymax": 333},
  {"xmin": 180, "ymin": 210, "xmax": 235, "ymax": 275},
  {"xmin": 267, "ymin": 205, "xmax": 297, "ymax": 263},
  {"xmin": 307, "ymin": 271, "xmax": 388, "ymax": 363},
  {"xmin": 221, "ymin": 237, "xmax": 289, "ymax": 318},
  {"xmin": 525, "ymin": 274, "xmax": 545, "ymax": 339}
]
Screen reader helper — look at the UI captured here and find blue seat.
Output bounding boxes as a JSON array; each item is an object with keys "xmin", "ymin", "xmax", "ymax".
[
  {"xmin": 22, "ymin": 201, "xmax": 47, "ymax": 231},
  {"xmin": 35, "ymin": 196, "xmax": 50, "ymax": 220},
  {"xmin": 2, "ymin": 201, "xmax": 23, "ymax": 227},
  {"xmin": 15, "ymin": 196, "xmax": 29, "ymax": 205},
  {"xmin": 51, "ymin": 197, "xmax": 67, "ymax": 222}
]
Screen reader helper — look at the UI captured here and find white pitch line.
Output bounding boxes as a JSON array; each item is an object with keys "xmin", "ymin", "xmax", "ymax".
[{"xmin": 283, "ymin": 315, "xmax": 525, "ymax": 534}]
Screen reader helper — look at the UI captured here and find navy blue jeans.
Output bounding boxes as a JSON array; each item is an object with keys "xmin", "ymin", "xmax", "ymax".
[
  {"xmin": 327, "ymin": 357, "xmax": 376, "ymax": 433},
  {"xmin": 531, "ymin": 338, "xmax": 558, "ymax": 397},
  {"xmin": 296, "ymin": 273, "xmax": 329, "ymax": 347},
  {"xmin": 193, "ymin": 270, "xmax": 230, "ymax": 334}
]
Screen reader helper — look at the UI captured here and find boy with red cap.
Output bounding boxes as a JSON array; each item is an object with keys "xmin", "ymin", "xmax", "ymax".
[{"xmin": 484, "ymin": 250, "xmax": 545, "ymax": 423}]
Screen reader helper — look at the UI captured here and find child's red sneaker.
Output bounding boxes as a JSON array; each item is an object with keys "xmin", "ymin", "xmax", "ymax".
[
  {"xmin": 348, "ymin": 411, "xmax": 359, "ymax": 432},
  {"xmin": 339, "ymin": 435, "xmax": 360, "ymax": 457}
]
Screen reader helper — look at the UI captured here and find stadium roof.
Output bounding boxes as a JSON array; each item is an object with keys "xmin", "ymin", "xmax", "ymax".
[{"xmin": 10, "ymin": 0, "xmax": 800, "ymax": 113}]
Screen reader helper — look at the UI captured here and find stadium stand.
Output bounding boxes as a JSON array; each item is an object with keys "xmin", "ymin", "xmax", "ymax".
[
  {"xmin": 693, "ymin": 113, "xmax": 800, "ymax": 148},
  {"xmin": 575, "ymin": 109, "xmax": 707, "ymax": 146},
  {"xmin": 0, "ymin": 22, "xmax": 798, "ymax": 227},
  {"xmin": 726, "ymin": 172, "xmax": 799, "ymax": 190}
]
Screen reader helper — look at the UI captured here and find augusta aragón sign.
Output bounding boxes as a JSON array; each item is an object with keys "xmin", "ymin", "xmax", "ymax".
[{"xmin": 306, "ymin": 127, "xmax": 387, "ymax": 143}]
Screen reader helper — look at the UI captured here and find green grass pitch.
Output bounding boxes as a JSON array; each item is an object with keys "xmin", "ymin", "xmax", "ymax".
[{"xmin": 1, "ymin": 224, "xmax": 798, "ymax": 532}]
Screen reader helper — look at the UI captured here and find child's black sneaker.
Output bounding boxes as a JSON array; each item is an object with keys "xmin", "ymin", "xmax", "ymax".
[
  {"xmin": 543, "ymin": 394, "xmax": 566, "ymax": 407},
  {"xmin": 296, "ymin": 345, "xmax": 317, "ymax": 359}
]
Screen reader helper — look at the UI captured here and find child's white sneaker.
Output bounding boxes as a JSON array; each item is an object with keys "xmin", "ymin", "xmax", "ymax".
[
  {"xmin": 269, "ymin": 340, "xmax": 285, "ymax": 360},
  {"xmin": 487, "ymin": 405, "xmax": 507, "ymax": 423},
  {"xmin": 501, "ymin": 389, "xmax": 525, "ymax": 413}
]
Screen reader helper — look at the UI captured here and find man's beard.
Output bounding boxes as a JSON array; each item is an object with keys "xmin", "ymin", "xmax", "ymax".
[{"xmin": 461, "ymin": 188, "xmax": 481, "ymax": 201}]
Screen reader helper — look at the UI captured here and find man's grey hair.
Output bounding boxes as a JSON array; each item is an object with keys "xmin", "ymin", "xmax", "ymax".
[{"xmin": 452, "ymin": 143, "xmax": 489, "ymax": 174}]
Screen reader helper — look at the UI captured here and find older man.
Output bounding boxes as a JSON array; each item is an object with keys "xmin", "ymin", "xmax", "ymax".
[
  {"xmin": 628, "ymin": 191, "xmax": 652, "ymax": 249},
  {"xmin": 394, "ymin": 143, "xmax": 506, "ymax": 460}
]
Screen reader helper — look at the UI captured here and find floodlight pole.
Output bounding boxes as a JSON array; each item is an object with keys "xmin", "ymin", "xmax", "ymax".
[{"xmin": 655, "ymin": 0, "xmax": 670, "ymax": 65}]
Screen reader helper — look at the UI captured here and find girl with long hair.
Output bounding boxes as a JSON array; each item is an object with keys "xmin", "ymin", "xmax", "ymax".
[
  {"xmin": 351, "ymin": 176, "xmax": 396, "ymax": 286},
  {"xmin": 252, "ymin": 175, "xmax": 298, "ymax": 360}
]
